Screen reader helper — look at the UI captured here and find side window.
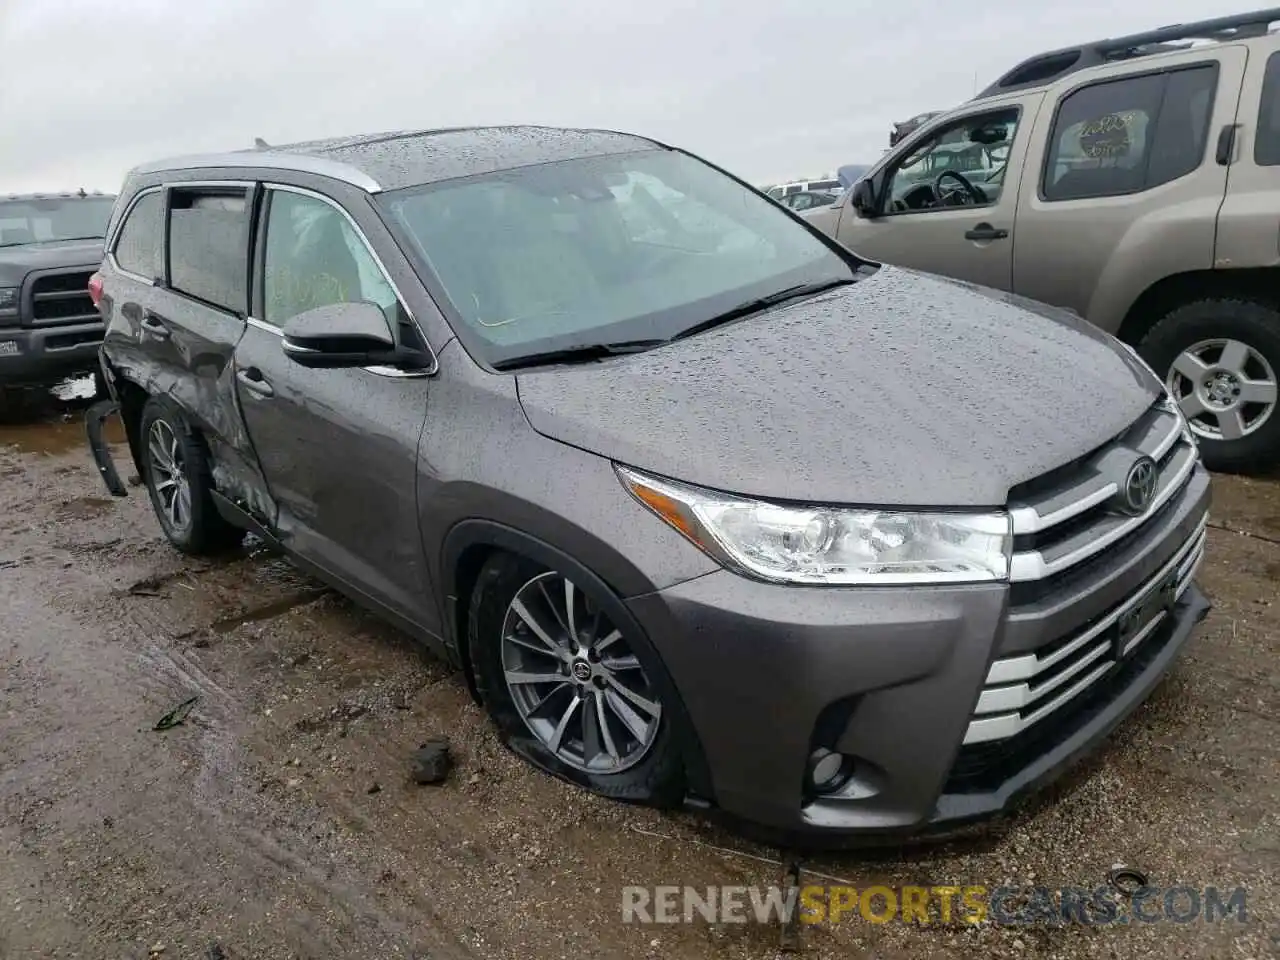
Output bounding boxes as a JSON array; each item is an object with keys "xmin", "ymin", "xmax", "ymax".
[
  {"xmin": 168, "ymin": 188, "xmax": 250, "ymax": 313},
  {"xmin": 1257, "ymin": 52, "xmax": 1280, "ymax": 166},
  {"xmin": 1043, "ymin": 64, "xmax": 1218, "ymax": 201},
  {"xmin": 261, "ymin": 190, "xmax": 397, "ymax": 329},
  {"xmin": 112, "ymin": 191, "xmax": 164, "ymax": 280},
  {"xmin": 882, "ymin": 107, "xmax": 1019, "ymax": 213}
]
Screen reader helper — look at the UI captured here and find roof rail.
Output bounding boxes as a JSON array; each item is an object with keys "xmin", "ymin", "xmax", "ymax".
[{"xmin": 975, "ymin": 7, "xmax": 1280, "ymax": 99}]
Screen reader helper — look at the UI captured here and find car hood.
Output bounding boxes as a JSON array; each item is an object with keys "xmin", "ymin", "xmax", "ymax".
[
  {"xmin": 515, "ymin": 267, "xmax": 1161, "ymax": 507},
  {"xmin": 0, "ymin": 239, "xmax": 105, "ymax": 286}
]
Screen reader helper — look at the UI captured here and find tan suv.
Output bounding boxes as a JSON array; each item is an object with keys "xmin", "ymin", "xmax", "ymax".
[{"xmin": 808, "ymin": 8, "xmax": 1280, "ymax": 472}]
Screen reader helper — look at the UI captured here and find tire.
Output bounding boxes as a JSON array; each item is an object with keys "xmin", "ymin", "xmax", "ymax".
[
  {"xmin": 1137, "ymin": 297, "xmax": 1280, "ymax": 473},
  {"xmin": 138, "ymin": 397, "xmax": 245, "ymax": 555},
  {"xmin": 468, "ymin": 551, "xmax": 685, "ymax": 806}
]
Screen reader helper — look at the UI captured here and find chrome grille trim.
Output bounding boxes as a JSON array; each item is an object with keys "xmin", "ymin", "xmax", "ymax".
[
  {"xmin": 988, "ymin": 514, "xmax": 1206, "ymax": 686},
  {"xmin": 1009, "ymin": 443, "xmax": 1198, "ymax": 582},
  {"xmin": 964, "ymin": 513, "xmax": 1207, "ymax": 746},
  {"xmin": 1008, "ymin": 411, "xmax": 1181, "ymax": 536}
]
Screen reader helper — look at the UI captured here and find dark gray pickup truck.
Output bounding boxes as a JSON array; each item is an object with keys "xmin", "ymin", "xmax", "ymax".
[{"xmin": 0, "ymin": 191, "xmax": 115, "ymax": 388}]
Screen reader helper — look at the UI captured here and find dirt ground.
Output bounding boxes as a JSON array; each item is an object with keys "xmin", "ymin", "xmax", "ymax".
[{"xmin": 0, "ymin": 382, "xmax": 1277, "ymax": 960}]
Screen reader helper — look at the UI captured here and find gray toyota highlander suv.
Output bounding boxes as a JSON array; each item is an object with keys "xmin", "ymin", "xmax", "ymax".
[{"xmin": 85, "ymin": 126, "xmax": 1211, "ymax": 840}]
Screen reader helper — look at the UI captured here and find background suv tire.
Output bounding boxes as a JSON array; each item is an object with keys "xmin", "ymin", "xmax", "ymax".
[
  {"xmin": 1139, "ymin": 297, "xmax": 1280, "ymax": 473},
  {"xmin": 467, "ymin": 551, "xmax": 684, "ymax": 805},
  {"xmin": 139, "ymin": 397, "xmax": 245, "ymax": 555}
]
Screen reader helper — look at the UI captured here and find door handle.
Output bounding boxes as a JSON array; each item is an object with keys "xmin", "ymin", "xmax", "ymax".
[
  {"xmin": 1215, "ymin": 123, "xmax": 1241, "ymax": 165},
  {"xmin": 236, "ymin": 367, "xmax": 274, "ymax": 398},
  {"xmin": 139, "ymin": 312, "xmax": 170, "ymax": 340},
  {"xmin": 964, "ymin": 223, "xmax": 1009, "ymax": 241}
]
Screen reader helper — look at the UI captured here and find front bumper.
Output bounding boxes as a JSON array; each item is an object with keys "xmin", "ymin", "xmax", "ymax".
[
  {"xmin": 0, "ymin": 320, "xmax": 104, "ymax": 385},
  {"xmin": 627, "ymin": 466, "xmax": 1212, "ymax": 839}
]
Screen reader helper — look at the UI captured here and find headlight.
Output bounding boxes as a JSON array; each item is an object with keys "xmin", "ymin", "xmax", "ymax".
[
  {"xmin": 0, "ymin": 287, "xmax": 17, "ymax": 311},
  {"xmin": 617, "ymin": 466, "xmax": 1012, "ymax": 585}
]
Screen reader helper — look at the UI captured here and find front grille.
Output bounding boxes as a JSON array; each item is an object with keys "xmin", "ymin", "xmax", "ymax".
[
  {"xmin": 1007, "ymin": 399, "xmax": 1197, "ymax": 604},
  {"xmin": 964, "ymin": 515, "xmax": 1205, "ymax": 747},
  {"xmin": 29, "ymin": 271, "xmax": 97, "ymax": 326},
  {"xmin": 948, "ymin": 396, "xmax": 1206, "ymax": 768},
  {"xmin": 944, "ymin": 595, "xmax": 1187, "ymax": 794}
]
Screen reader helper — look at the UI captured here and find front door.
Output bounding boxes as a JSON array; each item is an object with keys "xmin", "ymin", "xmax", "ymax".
[
  {"xmin": 232, "ymin": 184, "xmax": 439, "ymax": 633},
  {"xmin": 836, "ymin": 94, "xmax": 1043, "ymax": 291}
]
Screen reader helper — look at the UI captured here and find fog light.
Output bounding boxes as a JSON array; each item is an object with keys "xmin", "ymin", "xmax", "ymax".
[{"xmin": 807, "ymin": 748, "xmax": 850, "ymax": 794}]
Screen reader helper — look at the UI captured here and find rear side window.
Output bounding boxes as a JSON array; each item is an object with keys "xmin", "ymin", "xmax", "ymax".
[
  {"xmin": 112, "ymin": 191, "xmax": 164, "ymax": 280},
  {"xmin": 1043, "ymin": 63, "xmax": 1218, "ymax": 201},
  {"xmin": 168, "ymin": 188, "xmax": 250, "ymax": 314},
  {"xmin": 1258, "ymin": 52, "xmax": 1280, "ymax": 166}
]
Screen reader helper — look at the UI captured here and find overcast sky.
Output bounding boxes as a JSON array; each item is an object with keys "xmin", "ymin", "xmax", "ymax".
[{"xmin": 0, "ymin": 0, "xmax": 1256, "ymax": 193}]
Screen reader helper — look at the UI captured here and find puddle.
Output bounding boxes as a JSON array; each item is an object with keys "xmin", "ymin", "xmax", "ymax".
[
  {"xmin": 0, "ymin": 375, "xmax": 116, "ymax": 455},
  {"xmin": 0, "ymin": 417, "xmax": 124, "ymax": 456}
]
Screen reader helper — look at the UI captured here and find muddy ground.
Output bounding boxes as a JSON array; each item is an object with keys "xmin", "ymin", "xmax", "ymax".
[{"xmin": 0, "ymin": 382, "xmax": 1277, "ymax": 960}]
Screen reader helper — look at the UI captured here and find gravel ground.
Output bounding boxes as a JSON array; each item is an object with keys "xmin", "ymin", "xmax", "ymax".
[{"xmin": 0, "ymin": 383, "xmax": 1276, "ymax": 960}]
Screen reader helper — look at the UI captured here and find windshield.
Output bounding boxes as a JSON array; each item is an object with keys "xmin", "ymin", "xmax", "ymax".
[
  {"xmin": 0, "ymin": 197, "xmax": 114, "ymax": 248},
  {"xmin": 379, "ymin": 148, "xmax": 855, "ymax": 366}
]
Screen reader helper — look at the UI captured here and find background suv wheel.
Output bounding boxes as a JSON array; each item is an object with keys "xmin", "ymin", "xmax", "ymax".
[
  {"xmin": 468, "ymin": 551, "xmax": 684, "ymax": 805},
  {"xmin": 139, "ymin": 397, "xmax": 245, "ymax": 555},
  {"xmin": 1139, "ymin": 297, "xmax": 1280, "ymax": 473}
]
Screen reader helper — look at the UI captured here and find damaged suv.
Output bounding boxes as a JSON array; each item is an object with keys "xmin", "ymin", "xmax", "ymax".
[{"xmin": 87, "ymin": 127, "xmax": 1210, "ymax": 839}]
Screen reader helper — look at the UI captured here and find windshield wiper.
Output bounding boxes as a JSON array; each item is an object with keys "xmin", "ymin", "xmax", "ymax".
[
  {"xmin": 669, "ymin": 277, "xmax": 855, "ymax": 342},
  {"xmin": 492, "ymin": 339, "xmax": 665, "ymax": 371}
]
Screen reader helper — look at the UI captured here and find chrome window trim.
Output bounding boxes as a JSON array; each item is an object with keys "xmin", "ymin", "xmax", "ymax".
[
  {"xmin": 257, "ymin": 182, "xmax": 438, "ymax": 377},
  {"xmin": 104, "ymin": 185, "xmax": 166, "ymax": 286},
  {"xmin": 132, "ymin": 152, "xmax": 382, "ymax": 193}
]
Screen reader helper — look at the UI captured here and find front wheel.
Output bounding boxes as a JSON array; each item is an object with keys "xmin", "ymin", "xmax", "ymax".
[
  {"xmin": 468, "ymin": 552, "xmax": 684, "ymax": 805},
  {"xmin": 1138, "ymin": 298, "xmax": 1280, "ymax": 473}
]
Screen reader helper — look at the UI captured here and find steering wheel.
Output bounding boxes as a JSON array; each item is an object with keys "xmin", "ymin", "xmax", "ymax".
[{"xmin": 933, "ymin": 170, "xmax": 983, "ymax": 206}]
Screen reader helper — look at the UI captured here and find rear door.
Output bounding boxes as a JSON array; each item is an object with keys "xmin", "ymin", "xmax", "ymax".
[
  {"xmin": 232, "ymin": 182, "xmax": 437, "ymax": 631},
  {"xmin": 1012, "ymin": 46, "xmax": 1250, "ymax": 331},
  {"xmin": 102, "ymin": 181, "xmax": 274, "ymax": 518},
  {"xmin": 157, "ymin": 182, "xmax": 276, "ymax": 520},
  {"xmin": 834, "ymin": 93, "xmax": 1043, "ymax": 291}
]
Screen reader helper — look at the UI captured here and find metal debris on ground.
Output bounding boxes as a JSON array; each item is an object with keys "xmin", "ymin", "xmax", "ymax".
[
  {"xmin": 152, "ymin": 696, "xmax": 199, "ymax": 731},
  {"xmin": 409, "ymin": 740, "xmax": 453, "ymax": 784},
  {"xmin": 1107, "ymin": 864, "xmax": 1150, "ymax": 895}
]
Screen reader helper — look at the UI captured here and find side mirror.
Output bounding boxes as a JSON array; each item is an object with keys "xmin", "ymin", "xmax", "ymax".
[
  {"xmin": 280, "ymin": 301, "xmax": 399, "ymax": 369},
  {"xmin": 850, "ymin": 179, "xmax": 876, "ymax": 218}
]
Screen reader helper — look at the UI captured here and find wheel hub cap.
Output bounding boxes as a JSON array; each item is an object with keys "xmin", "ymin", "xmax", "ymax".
[
  {"xmin": 147, "ymin": 419, "xmax": 191, "ymax": 533},
  {"xmin": 500, "ymin": 571, "xmax": 662, "ymax": 774},
  {"xmin": 1165, "ymin": 337, "xmax": 1278, "ymax": 442}
]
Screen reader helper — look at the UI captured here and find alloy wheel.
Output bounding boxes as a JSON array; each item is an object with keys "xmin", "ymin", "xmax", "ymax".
[
  {"xmin": 500, "ymin": 571, "xmax": 662, "ymax": 774},
  {"xmin": 1166, "ymin": 338, "xmax": 1278, "ymax": 442},
  {"xmin": 147, "ymin": 419, "xmax": 192, "ymax": 534}
]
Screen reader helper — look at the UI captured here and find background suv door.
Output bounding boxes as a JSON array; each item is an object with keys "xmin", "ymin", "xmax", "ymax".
[
  {"xmin": 232, "ymin": 183, "xmax": 439, "ymax": 635},
  {"xmin": 834, "ymin": 94, "xmax": 1042, "ymax": 290},
  {"xmin": 1011, "ymin": 45, "xmax": 1250, "ymax": 331}
]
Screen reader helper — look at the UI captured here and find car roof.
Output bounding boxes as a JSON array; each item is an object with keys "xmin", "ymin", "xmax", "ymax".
[{"xmin": 129, "ymin": 125, "xmax": 665, "ymax": 194}]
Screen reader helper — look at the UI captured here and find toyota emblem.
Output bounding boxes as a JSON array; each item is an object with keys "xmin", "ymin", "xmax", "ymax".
[{"xmin": 1121, "ymin": 456, "xmax": 1158, "ymax": 515}]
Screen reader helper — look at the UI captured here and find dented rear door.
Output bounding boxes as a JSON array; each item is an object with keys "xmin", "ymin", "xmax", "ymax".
[{"xmin": 148, "ymin": 180, "xmax": 276, "ymax": 523}]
